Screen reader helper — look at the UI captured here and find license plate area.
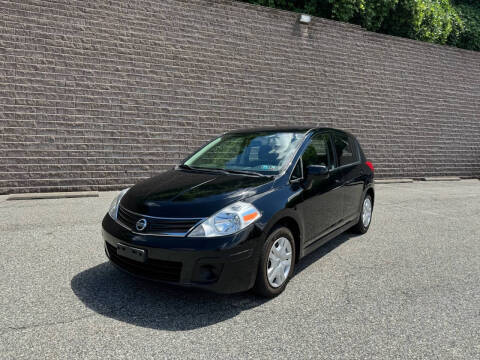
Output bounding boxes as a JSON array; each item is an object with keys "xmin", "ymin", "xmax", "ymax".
[{"xmin": 117, "ymin": 243, "xmax": 147, "ymax": 263}]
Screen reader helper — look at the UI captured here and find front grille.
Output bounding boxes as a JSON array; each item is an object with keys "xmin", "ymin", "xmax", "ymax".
[
  {"xmin": 106, "ymin": 242, "xmax": 182, "ymax": 282},
  {"xmin": 117, "ymin": 206, "xmax": 202, "ymax": 236}
]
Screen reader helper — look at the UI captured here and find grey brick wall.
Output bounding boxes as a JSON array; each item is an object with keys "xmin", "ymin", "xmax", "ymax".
[{"xmin": 1, "ymin": 0, "xmax": 479, "ymax": 194}]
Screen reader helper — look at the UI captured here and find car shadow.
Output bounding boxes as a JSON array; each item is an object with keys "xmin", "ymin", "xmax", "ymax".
[
  {"xmin": 294, "ymin": 232, "xmax": 359, "ymax": 275},
  {"xmin": 71, "ymin": 232, "xmax": 358, "ymax": 331}
]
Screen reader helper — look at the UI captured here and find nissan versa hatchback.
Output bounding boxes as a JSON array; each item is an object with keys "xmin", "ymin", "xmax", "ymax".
[{"xmin": 102, "ymin": 128, "xmax": 374, "ymax": 297}]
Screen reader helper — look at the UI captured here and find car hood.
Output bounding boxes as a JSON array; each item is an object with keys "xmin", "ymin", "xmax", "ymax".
[{"xmin": 120, "ymin": 169, "xmax": 274, "ymax": 218}]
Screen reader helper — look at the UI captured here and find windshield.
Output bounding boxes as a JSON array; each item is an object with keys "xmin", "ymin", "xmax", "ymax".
[{"xmin": 183, "ymin": 131, "xmax": 306, "ymax": 175}]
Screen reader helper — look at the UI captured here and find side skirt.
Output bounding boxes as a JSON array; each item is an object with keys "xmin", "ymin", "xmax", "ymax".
[{"xmin": 301, "ymin": 218, "xmax": 357, "ymax": 258}]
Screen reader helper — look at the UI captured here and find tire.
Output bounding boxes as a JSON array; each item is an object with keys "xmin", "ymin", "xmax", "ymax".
[
  {"xmin": 253, "ymin": 226, "xmax": 296, "ymax": 298},
  {"xmin": 351, "ymin": 193, "xmax": 373, "ymax": 234}
]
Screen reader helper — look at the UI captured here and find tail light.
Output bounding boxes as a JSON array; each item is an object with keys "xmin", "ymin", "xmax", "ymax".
[{"xmin": 365, "ymin": 161, "xmax": 374, "ymax": 172}]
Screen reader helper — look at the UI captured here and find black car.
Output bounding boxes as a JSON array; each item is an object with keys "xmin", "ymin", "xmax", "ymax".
[{"xmin": 102, "ymin": 127, "xmax": 374, "ymax": 297}]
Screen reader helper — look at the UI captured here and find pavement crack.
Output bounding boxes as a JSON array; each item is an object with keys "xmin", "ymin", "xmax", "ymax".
[{"xmin": 0, "ymin": 312, "xmax": 97, "ymax": 335}]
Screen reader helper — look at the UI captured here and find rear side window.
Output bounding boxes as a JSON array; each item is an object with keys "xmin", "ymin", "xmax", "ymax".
[{"xmin": 333, "ymin": 133, "xmax": 358, "ymax": 167}]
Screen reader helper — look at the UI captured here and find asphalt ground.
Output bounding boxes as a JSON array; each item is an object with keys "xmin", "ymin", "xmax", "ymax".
[{"xmin": 0, "ymin": 180, "xmax": 479, "ymax": 359}]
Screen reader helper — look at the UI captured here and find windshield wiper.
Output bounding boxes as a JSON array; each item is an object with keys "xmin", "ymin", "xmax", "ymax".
[
  {"xmin": 177, "ymin": 164, "xmax": 228, "ymax": 175},
  {"xmin": 178, "ymin": 165, "xmax": 270, "ymax": 178},
  {"xmin": 219, "ymin": 169, "xmax": 271, "ymax": 178}
]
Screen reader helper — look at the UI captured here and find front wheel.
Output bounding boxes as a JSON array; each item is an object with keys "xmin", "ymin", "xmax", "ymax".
[
  {"xmin": 352, "ymin": 194, "xmax": 373, "ymax": 234},
  {"xmin": 253, "ymin": 226, "xmax": 296, "ymax": 298}
]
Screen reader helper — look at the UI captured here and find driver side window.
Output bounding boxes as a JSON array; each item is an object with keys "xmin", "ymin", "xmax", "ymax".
[{"xmin": 302, "ymin": 133, "xmax": 334, "ymax": 174}]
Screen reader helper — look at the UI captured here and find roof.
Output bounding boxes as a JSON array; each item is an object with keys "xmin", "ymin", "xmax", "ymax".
[{"xmin": 228, "ymin": 126, "xmax": 348, "ymax": 135}]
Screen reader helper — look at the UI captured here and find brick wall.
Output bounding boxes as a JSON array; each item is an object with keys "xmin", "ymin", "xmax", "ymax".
[{"xmin": 1, "ymin": 0, "xmax": 479, "ymax": 194}]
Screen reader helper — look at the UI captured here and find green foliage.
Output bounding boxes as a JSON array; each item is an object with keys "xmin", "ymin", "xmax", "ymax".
[
  {"xmin": 328, "ymin": 0, "xmax": 462, "ymax": 44},
  {"xmin": 450, "ymin": 0, "xmax": 480, "ymax": 50},
  {"xmin": 381, "ymin": 0, "xmax": 462, "ymax": 44},
  {"xmin": 361, "ymin": 0, "xmax": 399, "ymax": 31},
  {"xmin": 325, "ymin": 0, "xmax": 400, "ymax": 31},
  {"xmin": 241, "ymin": 0, "xmax": 478, "ymax": 51},
  {"xmin": 329, "ymin": 0, "xmax": 361, "ymax": 22}
]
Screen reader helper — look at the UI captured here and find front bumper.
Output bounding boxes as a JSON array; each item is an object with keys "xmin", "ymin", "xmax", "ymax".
[{"xmin": 102, "ymin": 214, "xmax": 264, "ymax": 294}]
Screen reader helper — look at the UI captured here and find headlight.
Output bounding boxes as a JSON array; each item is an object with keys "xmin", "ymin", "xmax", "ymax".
[
  {"xmin": 188, "ymin": 201, "xmax": 261, "ymax": 237},
  {"xmin": 108, "ymin": 188, "xmax": 130, "ymax": 219}
]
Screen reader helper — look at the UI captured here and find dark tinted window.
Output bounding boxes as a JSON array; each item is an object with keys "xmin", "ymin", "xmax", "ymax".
[
  {"xmin": 291, "ymin": 160, "xmax": 302, "ymax": 180},
  {"xmin": 333, "ymin": 133, "xmax": 358, "ymax": 166},
  {"xmin": 301, "ymin": 133, "xmax": 333, "ymax": 172}
]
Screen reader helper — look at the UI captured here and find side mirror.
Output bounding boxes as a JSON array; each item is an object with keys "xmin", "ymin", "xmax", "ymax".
[
  {"xmin": 303, "ymin": 165, "xmax": 329, "ymax": 190},
  {"xmin": 306, "ymin": 165, "xmax": 329, "ymax": 177}
]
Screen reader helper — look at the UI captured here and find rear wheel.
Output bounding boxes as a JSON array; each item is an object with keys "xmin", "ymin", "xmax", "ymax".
[
  {"xmin": 352, "ymin": 194, "xmax": 373, "ymax": 234},
  {"xmin": 253, "ymin": 226, "xmax": 295, "ymax": 297}
]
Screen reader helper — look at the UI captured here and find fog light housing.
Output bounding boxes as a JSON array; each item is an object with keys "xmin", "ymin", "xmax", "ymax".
[{"xmin": 192, "ymin": 262, "xmax": 224, "ymax": 283}]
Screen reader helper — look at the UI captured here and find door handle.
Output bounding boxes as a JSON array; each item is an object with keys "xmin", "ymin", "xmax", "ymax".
[{"xmin": 334, "ymin": 178, "xmax": 342, "ymax": 184}]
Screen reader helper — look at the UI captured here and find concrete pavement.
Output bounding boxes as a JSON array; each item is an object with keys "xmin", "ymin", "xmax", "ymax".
[{"xmin": 0, "ymin": 180, "xmax": 479, "ymax": 359}]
